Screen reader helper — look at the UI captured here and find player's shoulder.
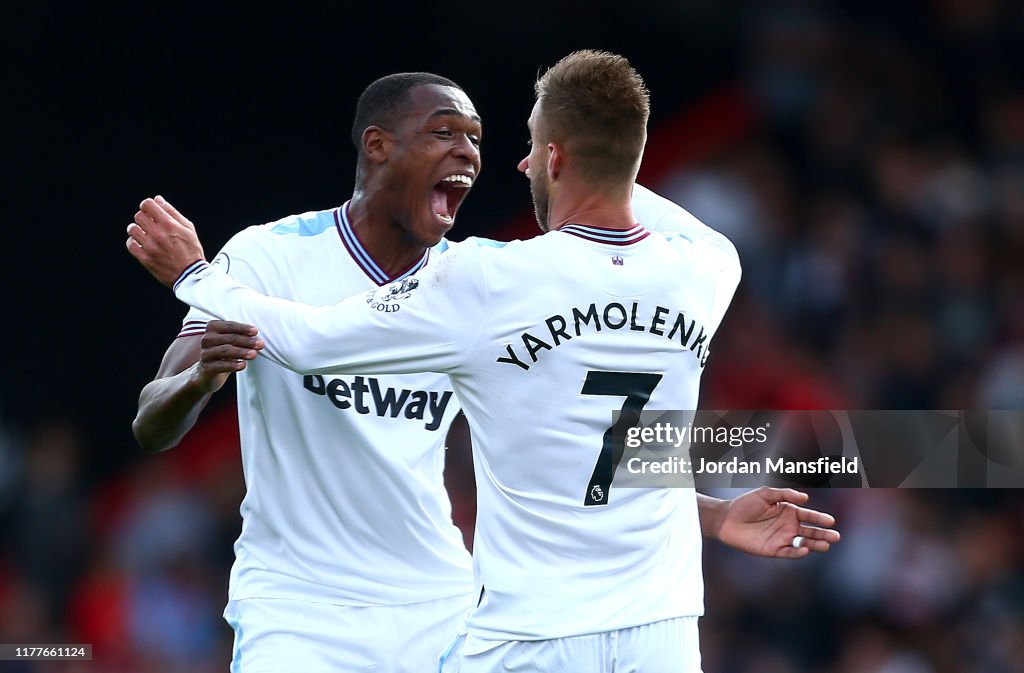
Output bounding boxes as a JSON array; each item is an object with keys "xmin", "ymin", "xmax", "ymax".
[
  {"xmin": 210, "ymin": 207, "xmax": 340, "ymax": 283},
  {"xmin": 252, "ymin": 207, "xmax": 340, "ymax": 240},
  {"xmin": 443, "ymin": 236, "xmax": 513, "ymax": 250},
  {"xmin": 425, "ymin": 236, "xmax": 528, "ymax": 285},
  {"xmin": 634, "ymin": 185, "xmax": 740, "ymax": 278},
  {"xmin": 436, "ymin": 235, "xmax": 518, "ymax": 259},
  {"xmin": 222, "ymin": 207, "xmax": 339, "ymax": 254},
  {"xmin": 662, "ymin": 226, "xmax": 740, "ymax": 272}
]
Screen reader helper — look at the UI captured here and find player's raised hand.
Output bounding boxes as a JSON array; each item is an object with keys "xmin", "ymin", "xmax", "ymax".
[
  {"xmin": 191, "ymin": 320, "xmax": 265, "ymax": 393},
  {"xmin": 126, "ymin": 195, "xmax": 207, "ymax": 287},
  {"xmin": 717, "ymin": 487, "xmax": 840, "ymax": 559}
]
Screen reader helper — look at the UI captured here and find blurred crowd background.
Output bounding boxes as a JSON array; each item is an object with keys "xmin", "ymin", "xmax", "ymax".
[{"xmin": 3, "ymin": 1, "xmax": 1022, "ymax": 671}]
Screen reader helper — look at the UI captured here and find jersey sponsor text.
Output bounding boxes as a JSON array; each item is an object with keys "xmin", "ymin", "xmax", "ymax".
[{"xmin": 303, "ymin": 374, "xmax": 453, "ymax": 431}]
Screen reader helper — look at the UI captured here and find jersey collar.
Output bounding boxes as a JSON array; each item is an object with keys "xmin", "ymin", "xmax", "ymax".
[
  {"xmin": 558, "ymin": 223, "xmax": 650, "ymax": 246},
  {"xmin": 334, "ymin": 202, "xmax": 430, "ymax": 286}
]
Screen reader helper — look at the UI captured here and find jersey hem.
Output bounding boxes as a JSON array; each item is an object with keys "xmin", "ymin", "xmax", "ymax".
[
  {"xmin": 227, "ymin": 586, "xmax": 476, "ymax": 609},
  {"xmin": 465, "ymin": 605, "xmax": 705, "ymax": 643}
]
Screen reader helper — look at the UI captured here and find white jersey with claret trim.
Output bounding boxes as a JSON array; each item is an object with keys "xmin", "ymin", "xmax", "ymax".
[
  {"xmin": 177, "ymin": 203, "xmax": 472, "ymax": 607},
  {"xmin": 172, "ymin": 189, "xmax": 741, "ymax": 641}
]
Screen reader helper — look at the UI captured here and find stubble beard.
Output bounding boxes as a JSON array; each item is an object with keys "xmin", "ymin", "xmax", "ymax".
[{"xmin": 530, "ymin": 172, "xmax": 550, "ymax": 233}]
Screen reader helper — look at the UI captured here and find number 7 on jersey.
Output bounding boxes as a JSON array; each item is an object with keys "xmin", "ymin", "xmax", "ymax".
[{"xmin": 581, "ymin": 371, "xmax": 663, "ymax": 506}]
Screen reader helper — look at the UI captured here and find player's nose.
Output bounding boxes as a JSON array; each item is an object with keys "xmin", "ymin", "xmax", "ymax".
[
  {"xmin": 452, "ymin": 133, "xmax": 481, "ymax": 168},
  {"xmin": 517, "ymin": 156, "xmax": 529, "ymax": 176}
]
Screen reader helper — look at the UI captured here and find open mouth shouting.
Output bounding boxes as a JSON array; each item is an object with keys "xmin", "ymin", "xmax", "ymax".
[{"xmin": 431, "ymin": 172, "xmax": 474, "ymax": 226}]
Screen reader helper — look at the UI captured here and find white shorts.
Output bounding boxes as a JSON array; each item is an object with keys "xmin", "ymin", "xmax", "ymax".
[
  {"xmin": 225, "ymin": 593, "xmax": 472, "ymax": 673},
  {"xmin": 440, "ymin": 616, "xmax": 702, "ymax": 673}
]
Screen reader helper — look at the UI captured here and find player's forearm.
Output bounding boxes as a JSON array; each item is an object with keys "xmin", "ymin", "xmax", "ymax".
[
  {"xmin": 173, "ymin": 251, "xmax": 478, "ymax": 376},
  {"xmin": 173, "ymin": 263, "xmax": 447, "ymax": 376},
  {"xmin": 696, "ymin": 493, "xmax": 727, "ymax": 539},
  {"xmin": 132, "ymin": 365, "xmax": 214, "ymax": 452},
  {"xmin": 171, "ymin": 263, "xmax": 336, "ymax": 373}
]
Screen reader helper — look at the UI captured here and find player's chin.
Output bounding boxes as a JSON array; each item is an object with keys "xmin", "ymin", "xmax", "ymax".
[{"xmin": 419, "ymin": 210, "xmax": 455, "ymax": 244}]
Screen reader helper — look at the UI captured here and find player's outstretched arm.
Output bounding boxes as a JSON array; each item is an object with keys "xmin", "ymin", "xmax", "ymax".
[
  {"xmin": 128, "ymin": 198, "xmax": 265, "ymax": 451},
  {"xmin": 697, "ymin": 488, "xmax": 840, "ymax": 560},
  {"xmin": 127, "ymin": 196, "xmax": 484, "ymax": 377},
  {"xmin": 133, "ymin": 321, "xmax": 263, "ymax": 452}
]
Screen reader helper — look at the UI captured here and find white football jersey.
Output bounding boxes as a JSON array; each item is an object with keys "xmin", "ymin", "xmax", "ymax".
[
  {"xmin": 630, "ymin": 183, "xmax": 740, "ymax": 328},
  {"xmin": 173, "ymin": 192, "xmax": 741, "ymax": 640},
  {"xmin": 177, "ymin": 204, "xmax": 471, "ymax": 606}
]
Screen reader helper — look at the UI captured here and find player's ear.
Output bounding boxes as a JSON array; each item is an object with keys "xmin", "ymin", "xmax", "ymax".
[
  {"xmin": 363, "ymin": 126, "xmax": 391, "ymax": 164},
  {"xmin": 547, "ymin": 142, "xmax": 562, "ymax": 181}
]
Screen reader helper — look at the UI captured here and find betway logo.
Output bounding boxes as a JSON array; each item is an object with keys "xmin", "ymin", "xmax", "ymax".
[{"xmin": 303, "ymin": 375, "xmax": 452, "ymax": 431}]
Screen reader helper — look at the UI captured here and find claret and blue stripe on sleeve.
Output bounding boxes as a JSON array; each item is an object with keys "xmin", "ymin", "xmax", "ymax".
[
  {"xmin": 173, "ymin": 260, "xmax": 211, "ymax": 293},
  {"xmin": 177, "ymin": 319, "xmax": 208, "ymax": 338}
]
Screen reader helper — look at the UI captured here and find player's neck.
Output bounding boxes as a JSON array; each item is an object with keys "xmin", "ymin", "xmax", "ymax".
[
  {"xmin": 548, "ymin": 193, "xmax": 635, "ymax": 231},
  {"xmin": 346, "ymin": 196, "xmax": 430, "ymax": 278}
]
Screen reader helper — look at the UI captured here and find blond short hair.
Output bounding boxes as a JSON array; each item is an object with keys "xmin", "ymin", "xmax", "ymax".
[{"xmin": 534, "ymin": 50, "xmax": 650, "ymax": 186}]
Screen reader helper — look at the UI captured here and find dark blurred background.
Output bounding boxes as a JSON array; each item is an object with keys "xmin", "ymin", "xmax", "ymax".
[{"xmin": 2, "ymin": 1, "xmax": 1023, "ymax": 671}]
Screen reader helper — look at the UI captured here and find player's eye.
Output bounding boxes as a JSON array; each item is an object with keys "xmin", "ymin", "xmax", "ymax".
[
  {"xmin": 434, "ymin": 129, "xmax": 453, "ymax": 138},
  {"xmin": 469, "ymin": 135, "xmax": 481, "ymax": 147}
]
